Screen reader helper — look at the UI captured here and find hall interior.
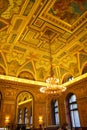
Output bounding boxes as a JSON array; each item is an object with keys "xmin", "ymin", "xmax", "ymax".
[{"xmin": 0, "ymin": 0, "xmax": 87, "ymax": 130}]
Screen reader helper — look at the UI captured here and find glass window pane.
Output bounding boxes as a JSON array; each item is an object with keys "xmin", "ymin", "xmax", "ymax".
[
  {"xmin": 55, "ymin": 101, "xmax": 58, "ymax": 106},
  {"xmin": 71, "ymin": 111, "xmax": 75, "ymax": 127},
  {"xmin": 19, "ymin": 110, "xmax": 22, "ymax": 114},
  {"xmin": 25, "ymin": 108, "xmax": 28, "ymax": 112},
  {"xmin": 68, "ymin": 77, "xmax": 74, "ymax": 81},
  {"xmin": 30, "ymin": 116, "xmax": 32, "ymax": 124},
  {"xmin": 70, "ymin": 104, "xmax": 72, "ymax": 110},
  {"xmin": 55, "ymin": 107, "xmax": 58, "ymax": 112},
  {"xmin": 25, "ymin": 117, "xmax": 27, "ymax": 124},
  {"xmin": 70, "ymin": 104, "xmax": 77, "ymax": 110},
  {"xmin": 73, "ymin": 111, "xmax": 80, "ymax": 127},
  {"xmin": 18, "ymin": 109, "xmax": 22, "ymax": 124},
  {"xmin": 69, "ymin": 94, "xmax": 81, "ymax": 128},
  {"xmin": 55, "ymin": 113, "xmax": 59, "ymax": 125},
  {"xmin": 69, "ymin": 95, "xmax": 76, "ymax": 103},
  {"xmin": 24, "ymin": 108, "xmax": 28, "ymax": 124},
  {"xmin": 52, "ymin": 100, "xmax": 59, "ymax": 125}
]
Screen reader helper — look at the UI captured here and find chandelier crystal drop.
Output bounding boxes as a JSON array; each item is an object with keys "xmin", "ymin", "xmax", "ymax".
[{"xmin": 40, "ymin": 34, "xmax": 66, "ymax": 94}]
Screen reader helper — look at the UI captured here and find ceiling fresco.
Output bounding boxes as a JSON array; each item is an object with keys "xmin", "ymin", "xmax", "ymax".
[
  {"xmin": 0, "ymin": 0, "xmax": 87, "ymax": 85},
  {"xmin": 49, "ymin": 0, "xmax": 87, "ymax": 24}
]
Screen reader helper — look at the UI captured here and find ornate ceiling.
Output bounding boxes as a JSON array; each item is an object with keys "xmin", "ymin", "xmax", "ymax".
[{"xmin": 0, "ymin": 0, "xmax": 87, "ymax": 84}]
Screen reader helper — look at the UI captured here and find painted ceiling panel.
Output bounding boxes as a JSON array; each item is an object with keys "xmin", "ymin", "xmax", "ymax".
[
  {"xmin": 0, "ymin": 0, "xmax": 87, "ymax": 83},
  {"xmin": 49, "ymin": 0, "xmax": 87, "ymax": 25}
]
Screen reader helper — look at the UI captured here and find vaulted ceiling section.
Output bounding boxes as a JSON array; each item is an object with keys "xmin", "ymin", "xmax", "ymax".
[{"xmin": 0, "ymin": 0, "xmax": 87, "ymax": 84}]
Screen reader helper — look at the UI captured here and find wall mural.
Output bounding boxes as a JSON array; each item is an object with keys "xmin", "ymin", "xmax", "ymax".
[{"xmin": 49, "ymin": 0, "xmax": 87, "ymax": 24}]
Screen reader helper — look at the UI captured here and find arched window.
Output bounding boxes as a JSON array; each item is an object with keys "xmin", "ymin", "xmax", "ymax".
[
  {"xmin": 17, "ymin": 92, "xmax": 33, "ymax": 125},
  {"xmin": 68, "ymin": 94, "xmax": 80, "ymax": 128},
  {"xmin": 51, "ymin": 100, "xmax": 59, "ymax": 125}
]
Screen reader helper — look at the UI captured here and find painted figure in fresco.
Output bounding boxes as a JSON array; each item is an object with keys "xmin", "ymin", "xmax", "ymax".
[{"xmin": 50, "ymin": 0, "xmax": 87, "ymax": 24}]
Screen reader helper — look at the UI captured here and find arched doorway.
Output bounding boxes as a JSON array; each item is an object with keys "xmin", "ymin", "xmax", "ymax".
[{"xmin": 16, "ymin": 91, "xmax": 33, "ymax": 129}]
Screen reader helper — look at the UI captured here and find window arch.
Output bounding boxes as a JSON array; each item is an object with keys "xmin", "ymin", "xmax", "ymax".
[
  {"xmin": 51, "ymin": 100, "xmax": 59, "ymax": 125},
  {"xmin": 66, "ymin": 94, "xmax": 81, "ymax": 128},
  {"xmin": 62, "ymin": 74, "xmax": 74, "ymax": 84}
]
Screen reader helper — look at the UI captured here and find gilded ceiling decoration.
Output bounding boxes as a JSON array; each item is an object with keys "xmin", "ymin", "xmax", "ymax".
[{"xmin": 0, "ymin": 0, "xmax": 87, "ymax": 84}]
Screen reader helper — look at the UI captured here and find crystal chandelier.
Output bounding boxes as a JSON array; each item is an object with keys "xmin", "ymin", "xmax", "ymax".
[{"xmin": 40, "ymin": 34, "xmax": 66, "ymax": 94}]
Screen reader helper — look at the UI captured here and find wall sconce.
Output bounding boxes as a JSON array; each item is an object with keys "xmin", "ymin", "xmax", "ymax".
[
  {"xmin": 5, "ymin": 116, "xmax": 10, "ymax": 124},
  {"xmin": 39, "ymin": 116, "xmax": 43, "ymax": 125}
]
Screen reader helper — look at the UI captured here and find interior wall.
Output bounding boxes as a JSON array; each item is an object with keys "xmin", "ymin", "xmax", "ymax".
[
  {"xmin": 58, "ymin": 78, "xmax": 87, "ymax": 127},
  {"xmin": 0, "ymin": 80, "xmax": 47, "ymax": 128},
  {"xmin": 0, "ymin": 77, "xmax": 87, "ymax": 128}
]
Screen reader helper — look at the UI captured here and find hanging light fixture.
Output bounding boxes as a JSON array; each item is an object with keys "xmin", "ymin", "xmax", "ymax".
[{"xmin": 40, "ymin": 34, "xmax": 66, "ymax": 94}]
